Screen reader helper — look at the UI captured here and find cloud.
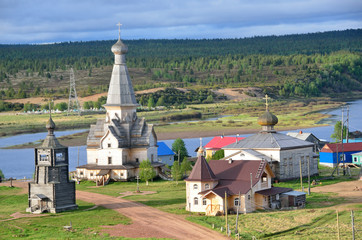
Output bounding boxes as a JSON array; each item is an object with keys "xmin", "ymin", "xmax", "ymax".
[{"xmin": 0, "ymin": 0, "xmax": 361, "ymax": 43}]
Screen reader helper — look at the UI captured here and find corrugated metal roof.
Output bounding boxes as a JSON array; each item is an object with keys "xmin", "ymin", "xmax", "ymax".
[
  {"xmin": 204, "ymin": 136, "xmax": 245, "ymax": 149},
  {"xmin": 321, "ymin": 142, "xmax": 362, "ymax": 153},
  {"xmin": 157, "ymin": 142, "xmax": 174, "ymax": 156},
  {"xmin": 281, "ymin": 190, "xmax": 306, "ymax": 196},
  {"xmin": 224, "ymin": 132, "xmax": 314, "ymax": 150}
]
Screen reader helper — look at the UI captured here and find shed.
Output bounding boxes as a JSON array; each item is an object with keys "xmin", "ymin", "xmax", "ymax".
[{"xmin": 280, "ymin": 191, "xmax": 306, "ymax": 207}]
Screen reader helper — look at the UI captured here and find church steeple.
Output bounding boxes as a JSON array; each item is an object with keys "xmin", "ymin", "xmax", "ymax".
[{"xmin": 104, "ymin": 23, "xmax": 139, "ymax": 121}]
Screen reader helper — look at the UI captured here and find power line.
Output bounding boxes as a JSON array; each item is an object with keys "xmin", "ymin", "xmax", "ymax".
[{"xmin": 67, "ymin": 68, "xmax": 80, "ymax": 115}]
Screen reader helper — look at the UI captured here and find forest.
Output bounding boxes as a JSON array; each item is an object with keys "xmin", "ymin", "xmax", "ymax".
[{"xmin": 0, "ymin": 29, "xmax": 361, "ymax": 111}]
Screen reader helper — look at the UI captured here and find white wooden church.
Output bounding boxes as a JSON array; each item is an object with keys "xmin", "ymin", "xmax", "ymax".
[{"xmin": 75, "ymin": 27, "xmax": 163, "ymax": 185}]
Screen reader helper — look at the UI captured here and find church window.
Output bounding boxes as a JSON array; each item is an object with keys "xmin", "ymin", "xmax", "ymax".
[
  {"xmin": 248, "ymin": 195, "xmax": 250, "ymax": 200},
  {"xmin": 151, "ymin": 154, "xmax": 154, "ymax": 162},
  {"xmin": 202, "ymin": 198, "xmax": 207, "ymax": 205},
  {"xmin": 108, "ymin": 157, "xmax": 112, "ymax": 164},
  {"xmin": 40, "ymin": 154, "xmax": 48, "ymax": 161},
  {"xmin": 136, "ymin": 158, "xmax": 139, "ymax": 163},
  {"xmin": 193, "ymin": 184, "xmax": 198, "ymax": 190},
  {"xmin": 108, "ymin": 143, "xmax": 111, "ymax": 148},
  {"xmin": 194, "ymin": 197, "xmax": 198, "ymax": 205},
  {"xmin": 80, "ymin": 171, "xmax": 83, "ymax": 175},
  {"xmin": 234, "ymin": 198, "xmax": 240, "ymax": 206},
  {"xmin": 56, "ymin": 152, "xmax": 65, "ymax": 162},
  {"xmin": 205, "ymin": 183, "xmax": 210, "ymax": 190}
]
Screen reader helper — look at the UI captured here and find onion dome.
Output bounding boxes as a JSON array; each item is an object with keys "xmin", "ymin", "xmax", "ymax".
[
  {"xmin": 257, "ymin": 110, "xmax": 278, "ymax": 126},
  {"xmin": 111, "ymin": 39, "xmax": 128, "ymax": 55},
  {"xmin": 46, "ymin": 116, "xmax": 56, "ymax": 130}
]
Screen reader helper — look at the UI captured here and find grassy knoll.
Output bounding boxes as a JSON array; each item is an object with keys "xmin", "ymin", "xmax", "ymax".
[{"xmin": 0, "ymin": 187, "xmax": 134, "ymax": 239}]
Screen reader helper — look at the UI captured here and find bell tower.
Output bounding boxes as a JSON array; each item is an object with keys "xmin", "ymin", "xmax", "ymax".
[{"xmin": 27, "ymin": 117, "xmax": 78, "ymax": 213}]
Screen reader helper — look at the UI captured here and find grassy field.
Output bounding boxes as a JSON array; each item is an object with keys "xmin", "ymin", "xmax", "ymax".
[{"xmin": 0, "ymin": 98, "xmax": 342, "ymax": 139}]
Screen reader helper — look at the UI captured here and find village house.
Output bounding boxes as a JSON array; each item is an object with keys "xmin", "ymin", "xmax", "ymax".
[
  {"xmin": 222, "ymin": 95, "xmax": 318, "ymax": 181},
  {"xmin": 27, "ymin": 117, "xmax": 77, "ymax": 213},
  {"xmin": 204, "ymin": 136, "xmax": 245, "ymax": 158},
  {"xmin": 157, "ymin": 142, "xmax": 175, "ymax": 166},
  {"xmin": 286, "ymin": 131, "xmax": 323, "ymax": 152},
  {"xmin": 352, "ymin": 152, "xmax": 362, "ymax": 166},
  {"xmin": 185, "ymin": 148, "xmax": 297, "ymax": 216},
  {"xmin": 319, "ymin": 142, "xmax": 362, "ymax": 167},
  {"xmin": 75, "ymin": 27, "xmax": 163, "ymax": 185}
]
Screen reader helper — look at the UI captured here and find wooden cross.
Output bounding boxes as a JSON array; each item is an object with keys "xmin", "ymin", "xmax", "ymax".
[
  {"xmin": 263, "ymin": 94, "xmax": 270, "ymax": 111},
  {"xmin": 116, "ymin": 22, "xmax": 122, "ymax": 40}
]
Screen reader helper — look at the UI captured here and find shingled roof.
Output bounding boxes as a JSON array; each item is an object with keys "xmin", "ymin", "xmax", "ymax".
[
  {"xmin": 185, "ymin": 155, "xmax": 218, "ymax": 182},
  {"xmin": 321, "ymin": 142, "xmax": 362, "ymax": 153}
]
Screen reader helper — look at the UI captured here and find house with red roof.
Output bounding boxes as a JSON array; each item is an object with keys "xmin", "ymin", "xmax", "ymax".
[
  {"xmin": 185, "ymin": 148, "xmax": 295, "ymax": 215},
  {"xmin": 320, "ymin": 142, "xmax": 362, "ymax": 167},
  {"xmin": 204, "ymin": 136, "xmax": 245, "ymax": 158}
]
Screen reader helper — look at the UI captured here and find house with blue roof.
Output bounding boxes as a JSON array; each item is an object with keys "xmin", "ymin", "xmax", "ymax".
[{"xmin": 157, "ymin": 142, "xmax": 175, "ymax": 166}]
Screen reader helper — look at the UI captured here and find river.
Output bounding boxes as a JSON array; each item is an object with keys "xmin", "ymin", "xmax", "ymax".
[{"xmin": 1, "ymin": 99, "xmax": 361, "ymax": 179}]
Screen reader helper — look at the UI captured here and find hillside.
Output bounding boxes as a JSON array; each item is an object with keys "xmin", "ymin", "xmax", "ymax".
[{"xmin": 0, "ymin": 29, "xmax": 361, "ymax": 111}]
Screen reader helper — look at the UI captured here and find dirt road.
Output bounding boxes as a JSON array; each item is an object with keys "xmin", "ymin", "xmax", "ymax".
[
  {"xmin": 1, "ymin": 181, "xmax": 228, "ymax": 239},
  {"xmin": 312, "ymin": 180, "xmax": 362, "ymax": 204},
  {"xmin": 77, "ymin": 191, "xmax": 228, "ymax": 239}
]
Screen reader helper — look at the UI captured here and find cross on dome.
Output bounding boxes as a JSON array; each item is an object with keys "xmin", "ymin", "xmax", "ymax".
[
  {"xmin": 116, "ymin": 22, "xmax": 122, "ymax": 40},
  {"xmin": 263, "ymin": 94, "xmax": 270, "ymax": 111}
]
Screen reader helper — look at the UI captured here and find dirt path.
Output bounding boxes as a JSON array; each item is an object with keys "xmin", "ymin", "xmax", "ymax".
[
  {"xmin": 76, "ymin": 191, "xmax": 228, "ymax": 239},
  {"xmin": 312, "ymin": 180, "xmax": 362, "ymax": 204}
]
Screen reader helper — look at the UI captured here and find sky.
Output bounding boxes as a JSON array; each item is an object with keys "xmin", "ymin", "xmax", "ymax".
[{"xmin": 0, "ymin": 0, "xmax": 361, "ymax": 44}]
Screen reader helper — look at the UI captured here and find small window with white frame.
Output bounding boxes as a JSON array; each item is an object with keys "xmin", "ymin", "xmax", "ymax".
[
  {"xmin": 194, "ymin": 197, "xmax": 198, "ymax": 205},
  {"xmin": 205, "ymin": 183, "xmax": 210, "ymax": 190},
  {"xmin": 202, "ymin": 198, "xmax": 207, "ymax": 205},
  {"xmin": 193, "ymin": 184, "xmax": 198, "ymax": 190},
  {"xmin": 234, "ymin": 198, "xmax": 240, "ymax": 206}
]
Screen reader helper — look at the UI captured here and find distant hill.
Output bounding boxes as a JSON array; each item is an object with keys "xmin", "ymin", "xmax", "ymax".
[{"xmin": 0, "ymin": 29, "xmax": 361, "ymax": 106}]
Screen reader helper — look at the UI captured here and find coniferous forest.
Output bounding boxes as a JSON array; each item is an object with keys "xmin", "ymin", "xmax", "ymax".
[{"xmin": 0, "ymin": 29, "xmax": 361, "ymax": 110}]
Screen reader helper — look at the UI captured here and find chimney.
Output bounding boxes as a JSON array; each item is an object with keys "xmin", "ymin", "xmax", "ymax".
[
  {"xmin": 299, "ymin": 130, "xmax": 303, "ymax": 134},
  {"xmin": 228, "ymin": 159, "xmax": 233, "ymax": 164}
]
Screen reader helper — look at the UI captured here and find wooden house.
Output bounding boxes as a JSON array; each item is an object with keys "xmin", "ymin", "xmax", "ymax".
[{"xmin": 185, "ymin": 150, "xmax": 293, "ymax": 215}]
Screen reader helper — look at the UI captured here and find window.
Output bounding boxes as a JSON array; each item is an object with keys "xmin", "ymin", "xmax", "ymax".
[
  {"xmin": 90, "ymin": 173, "xmax": 93, "ymax": 177},
  {"xmin": 80, "ymin": 171, "xmax": 83, "ymax": 175},
  {"xmin": 56, "ymin": 152, "xmax": 65, "ymax": 162},
  {"xmin": 205, "ymin": 183, "xmax": 210, "ymax": 190},
  {"xmin": 96, "ymin": 158, "xmax": 98, "ymax": 164},
  {"xmin": 121, "ymin": 173, "xmax": 124, "ymax": 177},
  {"xmin": 234, "ymin": 198, "xmax": 240, "ymax": 206},
  {"xmin": 193, "ymin": 184, "xmax": 198, "ymax": 190},
  {"xmin": 40, "ymin": 154, "xmax": 48, "ymax": 161},
  {"xmin": 194, "ymin": 197, "xmax": 198, "ymax": 205},
  {"xmin": 248, "ymin": 195, "xmax": 250, "ymax": 200},
  {"xmin": 203, "ymin": 198, "xmax": 207, "ymax": 205},
  {"xmin": 262, "ymin": 172, "xmax": 268, "ymax": 182},
  {"xmin": 151, "ymin": 154, "xmax": 154, "ymax": 162},
  {"xmin": 354, "ymin": 157, "xmax": 358, "ymax": 162},
  {"xmin": 108, "ymin": 157, "xmax": 112, "ymax": 164},
  {"xmin": 108, "ymin": 143, "xmax": 111, "ymax": 148},
  {"xmin": 136, "ymin": 158, "xmax": 139, "ymax": 163}
]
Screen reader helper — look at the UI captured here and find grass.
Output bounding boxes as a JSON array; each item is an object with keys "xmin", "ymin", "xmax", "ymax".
[
  {"xmin": 187, "ymin": 206, "xmax": 362, "ymax": 239},
  {"xmin": 0, "ymin": 186, "xmax": 136, "ymax": 239}
]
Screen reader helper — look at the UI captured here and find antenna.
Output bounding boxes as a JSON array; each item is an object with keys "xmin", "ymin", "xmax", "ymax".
[{"xmin": 67, "ymin": 68, "xmax": 81, "ymax": 115}]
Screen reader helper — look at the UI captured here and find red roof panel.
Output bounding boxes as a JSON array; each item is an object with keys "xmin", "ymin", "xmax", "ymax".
[
  {"xmin": 204, "ymin": 136, "xmax": 245, "ymax": 149},
  {"xmin": 321, "ymin": 142, "xmax": 362, "ymax": 153}
]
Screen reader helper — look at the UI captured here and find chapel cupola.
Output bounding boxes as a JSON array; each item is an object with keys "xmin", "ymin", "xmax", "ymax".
[
  {"xmin": 257, "ymin": 94, "xmax": 278, "ymax": 132},
  {"xmin": 104, "ymin": 23, "xmax": 139, "ymax": 121}
]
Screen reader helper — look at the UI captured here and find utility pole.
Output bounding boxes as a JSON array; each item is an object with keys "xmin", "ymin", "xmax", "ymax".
[
  {"xmin": 235, "ymin": 191, "xmax": 241, "ymax": 236},
  {"xmin": 336, "ymin": 210, "xmax": 340, "ymax": 240},
  {"xmin": 307, "ymin": 154, "xmax": 311, "ymax": 195},
  {"xmin": 77, "ymin": 146, "xmax": 80, "ymax": 167},
  {"xmin": 299, "ymin": 156, "xmax": 303, "ymax": 191},
  {"xmin": 346, "ymin": 106, "xmax": 349, "ymax": 143},
  {"xmin": 351, "ymin": 210, "xmax": 355, "ymax": 240},
  {"xmin": 225, "ymin": 191, "xmax": 228, "ymax": 234}
]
